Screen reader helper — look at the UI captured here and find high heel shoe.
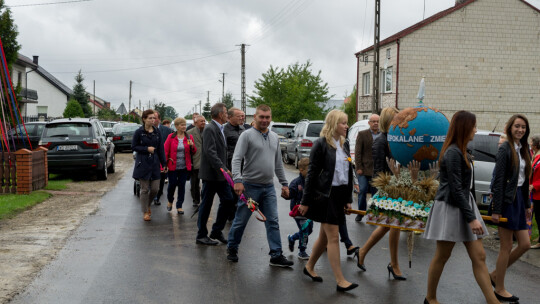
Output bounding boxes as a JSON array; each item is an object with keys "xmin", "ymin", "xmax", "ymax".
[
  {"xmin": 353, "ymin": 251, "xmax": 366, "ymax": 271},
  {"xmin": 336, "ymin": 283, "xmax": 358, "ymax": 292},
  {"xmin": 303, "ymin": 267, "xmax": 323, "ymax": 282},
  {"xmin": 387, "ymin": 263, "xmax": 406, "ymax": 280},
  {"xmin": 424, "ymin": 298, "xmax": 429, "ymax": 304},
  {"xmin": 346, "ymin": 246, "xmax": 359, "ymax": 255}
]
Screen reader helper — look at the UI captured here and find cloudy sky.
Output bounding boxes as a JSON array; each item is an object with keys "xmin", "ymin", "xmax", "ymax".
[{"xmin": 7, "ymin": 0, "xmax": 540, "ymax": 116}]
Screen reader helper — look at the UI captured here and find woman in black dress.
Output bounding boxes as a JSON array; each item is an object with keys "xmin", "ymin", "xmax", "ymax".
[
  {"xmin": 298, "ymin": 109, "xmax": 358, "ymax": 292},
  {"xmin": 489, "ymin": 114, "xmax": 532, "ymax": 302}
]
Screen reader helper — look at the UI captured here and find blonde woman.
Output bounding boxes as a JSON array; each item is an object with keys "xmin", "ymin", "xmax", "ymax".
[
  {"xmin": 164, "ymin": 117, "xmax": 196, "ymax": 214},
  {"xmin": 298, "ymin": 109, "xmax": 358, "ymax": 292},
  {"xmin": 354, "ymin": 107, "xmax": 407, "ymax": 280}
]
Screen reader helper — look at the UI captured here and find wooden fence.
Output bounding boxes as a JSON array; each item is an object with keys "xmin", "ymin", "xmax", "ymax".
[{"xmin": 0, "ymin": 147, "xmax": 48, "ymax": 194}]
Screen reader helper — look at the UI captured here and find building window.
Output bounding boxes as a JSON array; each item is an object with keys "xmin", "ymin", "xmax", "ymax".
[
  {"xmin": 17, "ymin": 71, "xmax": 22, "ymax": 86},
  {"xmin": 386, "ymin": 48, "xmax": 391, "ymax": 59},
  {"xmin": 382, "ymin": 67, "xmax": 393, "ymax": 93},
  {"xmin": 362, "ymin": 72, "xmax": 370, "ymax": 96}
]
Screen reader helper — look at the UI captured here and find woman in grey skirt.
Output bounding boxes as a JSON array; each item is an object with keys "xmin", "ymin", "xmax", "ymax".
[{"xmin": 423, "ymin": 111, "xmax": 499, "ymax": 304}]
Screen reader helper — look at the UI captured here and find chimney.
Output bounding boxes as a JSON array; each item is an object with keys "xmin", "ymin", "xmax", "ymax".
[
  {"xmin": 455, "ymin": 0, "xmax": 468, "ymax": 5},
  {"xmin": 32, "ymin": 55, "xmax": 39, "ymax": 65}
]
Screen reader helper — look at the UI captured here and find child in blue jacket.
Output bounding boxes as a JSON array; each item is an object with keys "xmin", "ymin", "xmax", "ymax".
[{"xmin": 287, "ymin": 158, "xmax": 313, "ymax": 259}]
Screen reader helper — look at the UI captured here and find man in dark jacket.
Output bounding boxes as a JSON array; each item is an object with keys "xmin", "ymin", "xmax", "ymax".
[
  {"xmin": 196, "ymin": 103, "xmax": 234, "ymax": 246},
  {"xmin": 154, "ymin": 110, "xmax": 173, "ymax": 206},
  {"xmin": 187, "ymin": 115, "xmax": 206, "ymax": 206},
  {"xmin": 354, "ymin": 114, "xmax": 379, "ymax": 221}
]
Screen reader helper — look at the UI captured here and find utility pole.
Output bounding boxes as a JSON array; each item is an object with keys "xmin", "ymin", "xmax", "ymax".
[
  {"xmin": 207, "ymin": 91, "xmax": 210, "ymax": 105},
  {"xmin": 199, "ymin": 100, "xmax": 202, "ymax": 113},
  {"xmin": 219, "ymin": 73, "xmax": 226, "ymax": 100},
  {"xmin": 372, "ymin": 0, "xmax": 381, "ymax": 114},
  {"xmin": 93, "ymin": 80, "xmax": 95, "ymax": 116},
  {"xmin": 128, "ymin": 80, "xmax": 132, "ymax": 113},
  {"xmin": 139, "ymin": 100, "xmax": 141, "ymax": 111},
  {"xmin": 237, "ymin": 43, "xmax": 248, "ymax": 113}
]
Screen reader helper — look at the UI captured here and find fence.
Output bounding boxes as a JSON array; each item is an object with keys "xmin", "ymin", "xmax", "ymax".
[
  {"xmin": 21, "ymin": 115, "xmax": 62, "ymax": 123},
  {"xmin": 0, "ymin": 147, "xmax": 48, "ymax": 194}
]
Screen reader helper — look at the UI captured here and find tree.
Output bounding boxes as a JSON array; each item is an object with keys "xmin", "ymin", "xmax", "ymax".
[
  {"xmin": 221, "ymin": 92, "xmax": 234, "ymax": 110},
  {"xmin": 184, "ymin": 114, "xmax": 193, "ymax": 119},
  {"xmin": 72, "ymin": 70, "xmax": 92, "ymax": 117},
  {"xmin": 342, "ymin": 86, "xmax": 357, "ymax": 125},
  {"xmin": 0, "ymin": 0, "xmax": 21, "ymax": 70},
  {"xmin": 155, "ymin": 102, "xmax": 179, "ymax": 121},
  {"xmin": 63, "ymin": 99, "xmax": 84, "ymax": 118},
  {"xmin": 202, "ymin": 100, "xmax": 211, "ymax": 120},
  {"xmin": 97, "ymin": 108, "xmax": 119, "ymax": 121},
  {"xmin": 249, "ymin": 60, "xmax": 332, "ymax": 123}
]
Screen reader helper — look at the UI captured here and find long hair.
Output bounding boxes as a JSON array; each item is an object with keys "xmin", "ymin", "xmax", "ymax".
[
  {"xmin": 379, "ymin": 107, "xmax": 399, "ymax": 133},
  {"xmin": 438, "ymin": 111, "xmax": 476, "ymax": 168},
  {"xmin": 320, "ymin": 109, "xmax": 348, "ymax": 149},
  {"xmin": 504, "ymin": 114, "xmax": 531, "ymax": 177},
  {"xmin": 141, "ymin": 109, "xmax": 155, "ymax": 125}
]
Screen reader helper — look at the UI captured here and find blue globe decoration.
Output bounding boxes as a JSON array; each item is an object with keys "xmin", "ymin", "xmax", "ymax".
[{"xmin": 387, "ymin": 105, "xmax": 449, "ymax": 170}]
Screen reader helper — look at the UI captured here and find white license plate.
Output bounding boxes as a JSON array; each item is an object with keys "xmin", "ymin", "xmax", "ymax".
[
  {"xmin": 482, "ymin": 194, "xmax": 492, "ymax": 205},
  {"xmin": 280, "ymin": 138, "xmax": 286, "ymax": 142},
  {"xmin": 57, "ymin": 145, "xmax": 78, "ymax": 151},
  {"xmin": 125, "ymin": 136, "xmax": 132, "ymax": 141}
]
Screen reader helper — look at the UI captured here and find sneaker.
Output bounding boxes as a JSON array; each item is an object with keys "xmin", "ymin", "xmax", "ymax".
[
  {"xmin": 298, "ymin": 251, "xmax": 310, "ymax": 260},
  {"xmin": 177, "ymin": 208, "xmax": 184, "ymax": 215},
  {"xmin": 269, "ymin": 254, "xmax": 294, "ymax": 267},
  {"xmin": 355, "ymin": 214, "xmax": 363, "ymax": 222},
  {"xmin": 288, "ymin": 235, "xmax": 295, "ymax": 252},
  {"xmin": 227, "ymin": 248, "xmax": 239, "ymax": 262},
  {"xmin": 153, "ymin": 197, "xmax": 161, "ymax": 206}
]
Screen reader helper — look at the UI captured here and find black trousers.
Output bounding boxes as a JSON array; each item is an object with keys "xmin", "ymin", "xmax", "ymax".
[
  {"xmin": 196, "ymin": 180, "xmax": 234, "ymax": 239},
  {"xmin": 190, "ymin": 169, "xmax": 201, "ymax": 205},
  {"xmin": 156, "ymin": 172, "xmax": 167, "ymax": 200}
]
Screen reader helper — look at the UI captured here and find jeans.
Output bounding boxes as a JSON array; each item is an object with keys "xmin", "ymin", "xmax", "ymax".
[
  {"xmin": 197, "ymin": 180, "xmax": 234, "ymax": 239},
  {"xmin": 357, "ymin": 175, "xmax": 375, "ymax": 211},
  {"xmin": 227, "ymin": 182, "xmax": 282, "ymax": 257},
  {"xmin": 167, "ymin": 169, "xmax": 189, "ymax": 208},
  {"xmin": 291, "ymin": 218, "xmax": 313, "ymax": 251}
]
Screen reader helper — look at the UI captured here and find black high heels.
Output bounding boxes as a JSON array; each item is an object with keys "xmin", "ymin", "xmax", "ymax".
[
  {"xmin": 424, "ymin": 298, "xmax": 429, "ymax": 304},
  {"xmin": 336, "ymin": 283, "xmax": 358, "ymax": 292},
  {"xmin": 387, "ymin": 263, "xmax": 406, "ymax": 280},
  {"xmin": 303, "ymin": 267, "xmax": 323, "ymax": 282},
  {"xmin": 353, "ymin": 250, "xmax": 366, "ymax": 271},
  {"xmin": 346, "ymin": 246, "xmax": 359, "ymax": 255},
  {"xmin": 494, "ymin": 292, "xmax": 519, "ymax": 302}
]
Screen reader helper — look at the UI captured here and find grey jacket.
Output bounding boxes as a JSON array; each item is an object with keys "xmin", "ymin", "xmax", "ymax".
[
  {"xmin": 187, "ymin": 126, "xmax": 203, "ymax": 170},
  {"xmin": 199, "ymin": 120, "xmax": 227, "ymax": 181}
]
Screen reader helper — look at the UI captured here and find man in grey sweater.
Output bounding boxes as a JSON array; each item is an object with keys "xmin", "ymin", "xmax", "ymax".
[{"xmin": 226, "ymin": 104, "xmax": 293, "ymax": 267}]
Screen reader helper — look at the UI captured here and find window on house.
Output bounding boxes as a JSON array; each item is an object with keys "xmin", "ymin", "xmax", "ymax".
[
  {"xmin": 17, "ymin": 71, "xmax": 22, "ymax": 86},
  {"xmin": 386, "ymin": 48, "xmax": 391, "ymax": 59},
  {"xmin": 362, "ymin": 72, "xmax": 370, "ymax": 96},
  {"xmin": 37, "ymin": 106, "xmax": 48, "ymax": 115},
  {"xmin": 381, "ymin": 67, "xmax": 393, "ymax": 93}
]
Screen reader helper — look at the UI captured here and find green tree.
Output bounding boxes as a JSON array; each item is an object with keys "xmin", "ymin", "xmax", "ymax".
[
  {"xmin": 154, "ymin": 102, "xmax": 178, "ymax": 121},
  {"xmin": 63, "ymin": 99, "xmax": 84, "ymax": 118},
  {"xmin": 249, "ymin": 60, "xmax": 332, "ymax": 123},
  {"xmin": 0, "ymin": 0, "xmax": 21, "ymax": 70},
  {"xmin": 342, "ymin": 86, "xmax": 357, "ymax": 125},
  {"xmin": 97, "ymin": 108, "xmax": 119, "ymax": 121},
  {"xmin": 184, "ymin": 114, "xmax": 193, "ymax": 119},
  {"xmin": 72, "ymin": 70, "xmax": 92, "ymax": 117},
  {"xmin": 202, "ymin": 100, "xmax": 211, "ymax": 120},
  {"xmin": 221, "ymin": 92, "xmax": 234, "ymax": 110}
]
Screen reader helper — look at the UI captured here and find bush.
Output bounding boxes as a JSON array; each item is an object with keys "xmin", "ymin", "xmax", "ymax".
[{"xmin": 63, "ymin": 99, "xmax": 84, "ymax": 118}]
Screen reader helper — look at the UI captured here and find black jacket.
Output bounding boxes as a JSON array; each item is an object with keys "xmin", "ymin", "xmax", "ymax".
[
  {"xmin": 199, "ymin": 120, "xmax": 228, "ymax": 181},
  {"xmin": 131, "ymin": 126, "xmax": 166, "ymax": 180},
  {"xmin": 302, "ymin": 137, "xmax": 353, "ymax": 207},
  {"xmin": 491, "ymin": 141, "xmax": 531, "ymax": 214},
  {"xmin": 434, "ymin": 145, "xmax": 476, "ymax": 223},
  {"xmin": 224, "ymin": 123, "xmax": 246, "ymax": 170},
  {"xmin": 372, "ymin": 132, "xmax": 392, "ymax": 176}
]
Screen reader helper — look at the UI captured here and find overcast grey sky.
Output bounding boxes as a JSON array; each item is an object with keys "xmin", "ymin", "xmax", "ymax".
[{"xmin": 7, "ymin": 0, "xmax": 540, "ymax": 116}]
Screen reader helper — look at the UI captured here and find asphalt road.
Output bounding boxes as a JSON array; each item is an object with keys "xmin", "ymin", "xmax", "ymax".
[{"xmin": 11, "ymin": 163, "xmax": 540, "ymax": 304}]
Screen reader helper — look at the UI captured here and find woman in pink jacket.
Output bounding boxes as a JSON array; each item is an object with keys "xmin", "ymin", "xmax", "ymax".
[{"xmin": 164, "ymin": 117, "xmax": 196, "ymax": 214}]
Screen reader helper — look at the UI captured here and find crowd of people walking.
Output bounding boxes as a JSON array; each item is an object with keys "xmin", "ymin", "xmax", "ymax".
[{"xmin": 131, "ymin": 105, "xmax": 538, "ymax": 302}]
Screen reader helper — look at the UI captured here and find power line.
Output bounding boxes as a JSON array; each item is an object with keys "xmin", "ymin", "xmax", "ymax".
[{"xmin": 7, "ymin": 0, "xmax": 93, "ymax": 8}]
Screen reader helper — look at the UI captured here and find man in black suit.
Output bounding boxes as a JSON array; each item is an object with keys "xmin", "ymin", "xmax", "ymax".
[
  {"xmin": 196, "ymin": 103, "xmax": 234, "ymax": 245},
  {"xmin": 153, "ymin": 110, "xmax": 173, "ymax": 206}
]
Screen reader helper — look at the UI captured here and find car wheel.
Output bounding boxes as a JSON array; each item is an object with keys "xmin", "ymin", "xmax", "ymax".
[
  {"xmin": 282, "ymin": 151, "xmax": 290, "ymax": 164},
  {"xmin": 97, "ymin": 157, "xmax": 108, "ymax": 180},
  {"xmin": 294, "ymin": 154, "xmax": 299, "ymax": 169},
  {"xmin": 107, "ymin": 153, "xmax": 115, "ymax": 173}
]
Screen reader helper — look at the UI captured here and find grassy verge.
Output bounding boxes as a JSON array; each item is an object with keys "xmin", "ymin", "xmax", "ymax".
[
  {"xmin": 44, "ymin": 174, "xmax": 72, "ymax": 190},
  {"xmin": 0, "ymin": 191, "xmax": 51, "ymax": 220}
]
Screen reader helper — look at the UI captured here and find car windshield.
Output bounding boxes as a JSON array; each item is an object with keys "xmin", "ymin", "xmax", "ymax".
[
  {"xmin": 101, "ymin": 122, "xmax": 116, "ymax": 128},
  {"xmin": 272, "ymin": 126, "xmax": 294, "ymax": 137},
  {"xmin": 114, "ymin": 125, "xmax": 140, "ymax": 133},
  {"xmin": 306, "ymin": 123, "xmax": 323, "ymax": 137},
  {"xmin": 468, "ymin": 134, "xmax": 501, "ymax": 162},
  {"xmin": 44, "ymin": 123, "xmax": 92, "ymax": 137}
]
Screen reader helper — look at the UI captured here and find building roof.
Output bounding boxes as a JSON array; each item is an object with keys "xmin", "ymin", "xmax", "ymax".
[
  {"xmin": 355, "ymin": 0, "xmax": 540, "ymax": 56},
  {"xmin": 16, "ymin": 54, "xmax": 38, "ymax": 69},
  {"xmin": 116, "ymin": 103, "xmax": 128, "ymax": 115}
]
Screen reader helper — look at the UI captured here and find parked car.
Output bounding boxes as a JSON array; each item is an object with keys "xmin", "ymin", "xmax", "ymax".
[
  {"xmin": 100, "ymin": 121, "xmax": 118, "ymax": 133},
  {"xmin": 283, "ymin": 119, "xmax": 324, "ymax": 168},
  {"xmin": 347, "ymin": 120, "xmax": 370, "ymax": 162},
  {"xmin": 111, "ymin": 123, "xmax": 141, "ymax": 152},
  {"xmin": 467, "ymin": 130, "xmax": 502, "ymax": 209},
  {"xmin": 39, "ymin": 118, "xmax": 115, "ymax": 180},
  {"xmin": 269, "ymin": 122, "xmax": 295, "ymax": 154},
  {"xmin": 7, "ymin": 122, "xmax": 46, "ymax": 151}
]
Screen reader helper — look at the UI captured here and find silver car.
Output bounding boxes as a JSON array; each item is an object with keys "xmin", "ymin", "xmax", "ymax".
[
  {"xmin": 467, "ymin": 130, "xmax": 503, "ymax": 208},
  {"xmin": 283, "ymin": 119, "xmax": 324, "ymax": 168}
]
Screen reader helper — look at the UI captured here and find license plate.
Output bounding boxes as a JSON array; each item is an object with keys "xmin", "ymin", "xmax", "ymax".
[
  {"xmin": 125, "ymin": 136, "xmax": 132, "ymax": 141},
  {"xmin": 57, "ymin": 145, "xmax": 78, "ymax": 151},
  {"xmin": 482, "ymin": 194, "xmax": 492, "ymax": 205},
  {"xmin": 280, "ymin": 138, "xmax": 286, "ymax": 142}
]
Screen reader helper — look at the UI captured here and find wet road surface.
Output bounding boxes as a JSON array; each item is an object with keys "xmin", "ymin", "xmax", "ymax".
[{"xmin": 11, "ymin": 164, "xmax": 540, "ymax": 304}]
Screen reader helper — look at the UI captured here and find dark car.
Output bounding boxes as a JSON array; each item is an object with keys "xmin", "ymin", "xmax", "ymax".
[
  {"xmin": 111, "ymin": 123, "xmax": 141, "ymax": 152},
  {"xmin": 7, "ymin": 122, "xmax": 46, "ymax": 151},
  {"xmin": 39, "ymin": 118, "xmax": 115, "ymax": 180}
]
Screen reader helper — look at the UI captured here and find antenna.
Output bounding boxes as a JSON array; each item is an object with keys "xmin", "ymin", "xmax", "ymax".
[{"xmin": 492, "ymin": 118, "xmax": 500, "ymax": 132}]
